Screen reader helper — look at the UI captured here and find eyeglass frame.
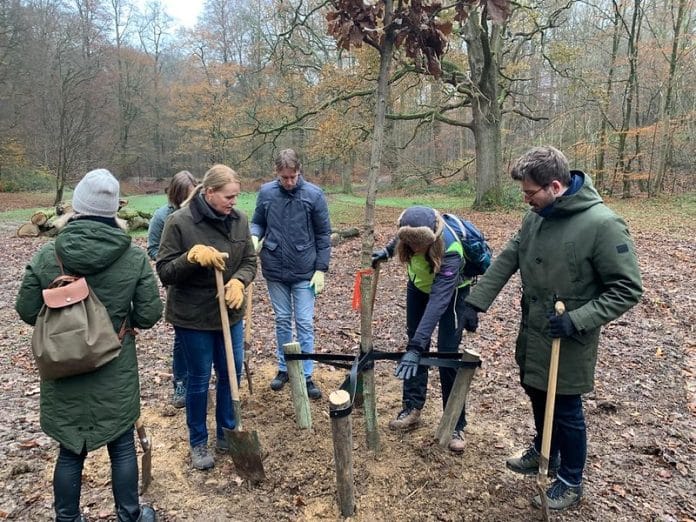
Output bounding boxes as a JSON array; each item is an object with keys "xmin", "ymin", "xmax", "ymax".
[{"xmin": 522, "ymin": 184, "xmax": 548, "ymax": 199}]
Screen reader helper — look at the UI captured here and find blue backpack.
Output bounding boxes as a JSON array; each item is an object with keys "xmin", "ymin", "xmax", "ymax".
[{"xmin": 442, "ymin": 213, "xmax": 492, "ymax": 278}]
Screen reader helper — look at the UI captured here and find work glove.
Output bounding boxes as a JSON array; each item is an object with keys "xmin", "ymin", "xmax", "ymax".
[
  {"xmin": 394, "ymin": 345, "xmax": 421, "ymax": 380},
  {"xmin": 251, "ymin": 235, "xmax": 262, "ymax": 254},
  {"xmin": 309, "ymin": 271, "xmax": 325, "ymax": 295},
  {"xmin": 548, "ymin": 311, "xmax": 577, "ymax": 338},
  {"xmin": 187, "ymin": 244, "xmax": 226, "ymax": 272},
  {"xmin": 224, "ymin": 279, "xmax": 245, "ymax": 309},
  {"xmin": 371, "ymin": 248, "xmax": 390, "ymax": 269},
  {"xmin": 461, "ymin": 303, "xmax": 480, "ymax": 333}
]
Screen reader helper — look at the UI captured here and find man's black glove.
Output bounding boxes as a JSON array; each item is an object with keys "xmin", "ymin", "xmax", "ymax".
[
  {"xmin": 371, "ymin": 248, "xmax": 390, "ymax": 269},
  {"xmin": 461, "ymin": 303, "xmax": 480, "ymax": 333},
  {"xmin": 548, "ymin": 311, "xmax": 577, "ymax": 338},
  {"xmin": 394, "ymin": 345, "xmax": 421, "ymax": 380}
]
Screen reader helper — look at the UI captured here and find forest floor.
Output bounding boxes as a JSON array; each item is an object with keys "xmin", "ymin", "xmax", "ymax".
[{"xmin": 0, "ymin": 192, "xmax": 694, "ymax": 521}]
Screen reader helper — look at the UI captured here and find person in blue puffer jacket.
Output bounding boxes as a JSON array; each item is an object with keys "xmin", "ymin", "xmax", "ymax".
[{"xmin": 251, "ymin": 149, "xmax": 331, "ymax": 400}]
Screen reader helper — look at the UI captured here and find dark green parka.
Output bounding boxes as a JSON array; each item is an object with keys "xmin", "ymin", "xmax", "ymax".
[
  {"xmin": 156, "ymin": 195, "xmax": 256, "ymax": 329},
  {"xmin": 466, "ymin": 172, "xmax": 643, "ymax": 394},
  {"xmin": 15, "ymin": 219, "xmax": 162, "ymax": 453}
]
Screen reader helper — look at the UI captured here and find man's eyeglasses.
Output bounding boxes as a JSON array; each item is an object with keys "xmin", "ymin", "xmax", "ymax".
[{"xmin": 522, "ymin": 185, "xmax": 548, "ymax": 199}]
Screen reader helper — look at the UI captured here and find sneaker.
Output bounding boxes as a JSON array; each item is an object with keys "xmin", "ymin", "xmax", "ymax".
[
  {"xmin": 191, "ymin": 444, "xmax": 214, "ymax": 470},
  {"xmin": 388, "ymin": 407, "xmax": 422, "ymax": 431},
  {"xmin": 306, "ymin": 378, "xmax": 322, "ymax": 400},
  {"xmin": 506, "ymin": 445, "xmax": 560, "ymax": 475},
  {"xmin": 270, "ymin": 371, "xmax": 289, "ymax": 391},
  {"xmin": 215, "ymin": 437, "xmax": 229, "ymax": 453},
  {"xmin": 532, "ymin": 478, "xmax": 582, "ymax": 510},
  {"xmin": 137, "ymin": 505, "xmax": 157, "ymax": 522},
  {"xmin": 448, "ymin": 430, "xmax": 466, "ymax": 453},
  {"xmin": 172, "ymin": 381, "xmax": 186, "ymax": 409}
]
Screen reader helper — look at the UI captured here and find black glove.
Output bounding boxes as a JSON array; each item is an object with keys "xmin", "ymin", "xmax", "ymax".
[
  {"xmin": 371, "ymin": 248, "xmax": 389, "ymax": 269},
  {"xmin": 461, "ymin": 303, "xmax": 480, "ymax": 333},
  {"xmin": 394, "ymin": 346, "xmax": 421, "ymax": 380},
  {"xmin": 548, "ymin": 311, "xmax": 577, "ymax": 338}
]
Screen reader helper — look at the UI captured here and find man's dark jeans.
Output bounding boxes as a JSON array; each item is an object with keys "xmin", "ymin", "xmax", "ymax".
[
  {"xmin": 54, "ymin": 428, "xmax": 139, "ymax": 521},
  {"xmin": 524, "ymin": 384, "xmax": 586, "ymax": 486},
  {"xmin": 403, "ymin": 282, "xmax": 469, "ymax": 431}
]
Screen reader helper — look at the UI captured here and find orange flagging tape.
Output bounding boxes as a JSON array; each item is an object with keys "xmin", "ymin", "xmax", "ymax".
[{"xmin": 352, "ymin": 268, "xmax": 374, "ymax": 310}]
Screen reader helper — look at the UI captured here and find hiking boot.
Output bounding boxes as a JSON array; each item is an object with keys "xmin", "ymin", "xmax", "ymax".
[
  {"xmin": 506, "ymin": 445, "xmax": 560, "ymax": 475},
  {"xmin": 191, "ymin": 444, "xmax": 214, "ymax": 470},
  {"xmin": 215, "ymin": 437, "xmax": 229, "ymax": 453},
  {"xmin": 532, "ymin": 478, "xmax": 582, "ymax": 510},
  {"xmin": 448, "ymin": 430, "xmax": 466, "ymax": 453},
  {"xmin": 270, "ymin": 371, "xmax": 289, "ymax": 391},
  {"xmin": 388, "ymin": 408, "xmax": 422, "ymax": 431},
  {"xmin": 172, "ymin": 381, "xmax": 186, "ymax": 409},
  {"xmin": 306, "ymin": 378, "xmax": 322, "ymax": 400},
  {"xmin": 137, "ymin": 505, "xmax": 157, "ymax": 522}
]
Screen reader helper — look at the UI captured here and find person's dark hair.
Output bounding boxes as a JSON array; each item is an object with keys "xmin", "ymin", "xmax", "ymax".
[
  {"xmin": 167, "ymin": 170, "xmax": 197, "ymax": 209},
  {"xmin": 510, "ymin": 146, "xmax": 571, "ymax": 186},
  {"xmin": 275, "ymin": 149, "xmax": 302, "ymax": 173}
]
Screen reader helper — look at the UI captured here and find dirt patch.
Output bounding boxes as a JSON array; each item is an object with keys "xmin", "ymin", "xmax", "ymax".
[{"xmin": 0, "ymin": 209, "xmax": 694, "ymax": 521}]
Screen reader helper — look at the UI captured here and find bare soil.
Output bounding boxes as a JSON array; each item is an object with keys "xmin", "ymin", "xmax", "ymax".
[{"xmin": 0, "ymin": 194, "xmax": 694, "ymax": 521}]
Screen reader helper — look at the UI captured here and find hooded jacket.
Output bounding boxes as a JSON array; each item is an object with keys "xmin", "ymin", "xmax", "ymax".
[
  {"xmin": 466, "ymin": 172, "xmax": 643, "ymax": 394},
  {"xmin": 15, "ymin": 219, "xmax": 162, "ymax": 453},
  {"xmin": 250, "ymin": 176, "xmax": 331, "ymax": 283}
]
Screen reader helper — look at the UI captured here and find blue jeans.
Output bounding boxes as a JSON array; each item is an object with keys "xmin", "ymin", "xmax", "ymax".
[
  {"xmin": 172, "ymin": 329, "xmax": 187, "ymax": 389},
  {"xmin": 176, "ymin": 322, "xmax": 244, "ymax": 447},
  {"xmin": 266, "ymin": 280, "xmax": 315, "ymax": 378},
  {"xmin": 524, "ymin": 383, "xmax": 586, "ymax": 486},
  {"xmin": 403, "ymin": 282, "xmax": 469, "ymax": 431},
  {"xmin": 53, "ymin": 428, "xmax": 139, "ymax": 522}
]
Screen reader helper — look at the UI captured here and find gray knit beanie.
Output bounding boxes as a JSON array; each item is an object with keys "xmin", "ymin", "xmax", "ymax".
[{"xmin": 72, "ymin": 168, "xmax": 120, "ymax": 218}]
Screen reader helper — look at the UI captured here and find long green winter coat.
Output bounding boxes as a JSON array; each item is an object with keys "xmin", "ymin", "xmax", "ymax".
[
  {"xmin": 466, "ymin": 172, "xmax": 643, "ymax": 394},
  {"xmin": 15, "ymin": 218, "xmax": 162, "ymax": 454},
  {"xmin": 156, "ymin": 194, "xmax": 257, "ymax": 330}
]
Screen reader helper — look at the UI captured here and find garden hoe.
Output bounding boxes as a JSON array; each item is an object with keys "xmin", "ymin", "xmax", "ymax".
[
  {"xmin": 537, "ymin": 300, "xmax": 565, "ymax": 521},
  {"xmin": 214, "ymin": 267, "xmax": 265, "ymax": 485},
  {"xmin": 134, "ymin": 418, "xmax": 152, "ymax": 494}
]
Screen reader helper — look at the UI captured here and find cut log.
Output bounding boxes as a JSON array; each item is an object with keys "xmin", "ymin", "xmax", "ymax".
[
  {"xmin": 30, "ymin": 212, "xmax": 48, "ymax": 227},
  {"xmin": 17, "ymin": 223, "xmax": 40, "ymax": 237},
  {"xmin": 330, "ymin": 227, "xmax": 360, "ymax": 246},
  {"xmin": 127, "ymin": 216, "xmax": 149, "ymax": 232}
]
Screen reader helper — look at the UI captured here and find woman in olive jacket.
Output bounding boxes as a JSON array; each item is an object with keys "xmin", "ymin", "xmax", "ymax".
[
  {"xmin": 15, "ymin": 169, "xmax": 162, "ymax": 522},
  {"xmin": 156, "ymin": 164, "xmax": 256, "ymax": 471}
]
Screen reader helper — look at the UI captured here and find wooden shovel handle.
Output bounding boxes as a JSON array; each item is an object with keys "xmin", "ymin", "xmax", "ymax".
[
  {"xmin": 214, "ymin": 268, "xmax": 242, "ymax": 419},
  {"xmin": 539, "ymin": 301, "xmax": 566, "ymax": 474}
]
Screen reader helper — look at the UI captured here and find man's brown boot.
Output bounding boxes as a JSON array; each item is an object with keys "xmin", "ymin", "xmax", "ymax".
[{"xmin": 388, "ymin": 407, "xmax": 422, "ymax": 431}]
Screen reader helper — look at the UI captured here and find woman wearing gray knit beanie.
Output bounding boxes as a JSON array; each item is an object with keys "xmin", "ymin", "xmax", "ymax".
[{"xmin": 16, "ymin": 167, "xmax": 161, "ymax": 522}]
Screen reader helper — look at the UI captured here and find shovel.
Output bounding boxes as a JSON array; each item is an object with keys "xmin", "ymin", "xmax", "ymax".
[
  {"xmin": 243, "ymin": 283, "xmax": 254, "ymax": 394},
  {"xmin": 537, "ymin": 300, "xmax": 565, "ymax": 521},
  {"xmin": 134, "ymin": 418, "xmax": 152, "ymax": 494},
  {"xmin": 214, "ymin": 268, "xmax": 265, "ymax": 485}
]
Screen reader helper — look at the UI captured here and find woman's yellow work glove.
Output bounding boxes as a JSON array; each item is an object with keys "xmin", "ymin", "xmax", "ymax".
[
  {"xmin": 187, "ymin": 244, "xmax": 226, "ymax": 272},
  {"xmin": 224, "ymin": 279, "xmax": 245, "ymax": 309},
  {"xmin": 309, "ymin": 271, "xmax": 325, "ymax": 295}
]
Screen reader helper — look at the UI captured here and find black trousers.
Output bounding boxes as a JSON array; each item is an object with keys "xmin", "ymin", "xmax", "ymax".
[
  {"xmin": 53, "ymin": 427, "xmax": 140, "ymax": 522},
  {"xmin": 402, "ymin": 282, "xmax": 469, "ymax": 431}
]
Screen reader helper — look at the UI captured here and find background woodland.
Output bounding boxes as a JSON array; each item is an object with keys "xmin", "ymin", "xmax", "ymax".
[{"xmin": 0, "ymin": 0, "xmax": 693, "ymax": 206}]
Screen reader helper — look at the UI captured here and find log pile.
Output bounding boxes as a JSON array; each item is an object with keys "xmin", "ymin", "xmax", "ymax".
[{"xmin": 16, "ymin": 202, "xmax": 152, "ymax": 237}]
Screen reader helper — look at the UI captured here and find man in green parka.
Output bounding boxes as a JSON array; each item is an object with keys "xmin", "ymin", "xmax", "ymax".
[{"xmin": 461, "ymin": 146, "xmax": 642, "ymax": 511}]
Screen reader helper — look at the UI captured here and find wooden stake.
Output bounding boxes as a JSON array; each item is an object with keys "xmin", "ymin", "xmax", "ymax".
[
  {"xmin": 330, "ymin": 389, "xmax": 355, "ymax": 517},
  {"xmin": 435, "ymin": 349, "xmax": 481, "ymax": 448},
  {"xmin": 283, "ymin": 342, "xmax": 312, "ymax": 429}
]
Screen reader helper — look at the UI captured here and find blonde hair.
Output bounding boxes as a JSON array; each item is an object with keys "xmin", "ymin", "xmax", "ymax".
[{"xmin": 184, "ymin": 164, "xmax": 240, "ymax": 206}]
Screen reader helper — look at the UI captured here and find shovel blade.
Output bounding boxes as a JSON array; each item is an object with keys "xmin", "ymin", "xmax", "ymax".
[
  {"xmin": 223, "ymin": 427, "xmax": 265, "ymax": 485},
  {"xmin": 140, "ymin": 448, "xmax": 152, "ymax": 494}
]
